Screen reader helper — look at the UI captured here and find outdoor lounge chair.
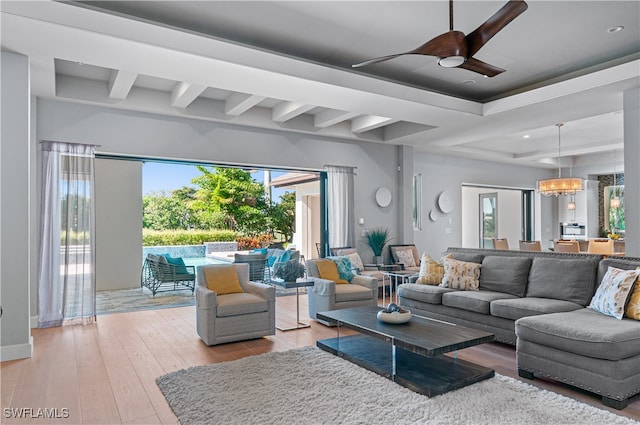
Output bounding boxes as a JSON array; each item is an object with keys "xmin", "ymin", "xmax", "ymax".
[{"xmin": 141, "ymin": 254, "xmax": 196, "ymax": 296}]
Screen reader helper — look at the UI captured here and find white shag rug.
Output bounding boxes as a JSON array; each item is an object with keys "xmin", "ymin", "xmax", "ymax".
[{"xmin": 156, "ymin": 346, "xmax": 638, "ymax": 425}]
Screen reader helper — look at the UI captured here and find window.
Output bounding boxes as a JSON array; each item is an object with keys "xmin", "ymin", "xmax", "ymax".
[{"xmin": 604, "ymin": 185, "xmax": 625, "ymax": 233}]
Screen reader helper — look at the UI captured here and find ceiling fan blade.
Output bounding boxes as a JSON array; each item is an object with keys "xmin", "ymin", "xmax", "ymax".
[
  {"xmin": 352, "ymin": 53, "xmax": 412, "ymax": 68},
  {"xmin": 458, "ymin": 57, "xmax": 505, "ymax": 77},
  {"xmin": 353, "ymin": 31, "xmax": 467, "ymax": 68},
  {"xmin": 465, "ymin": 0, "xmax": 528, "ymax": 57}
]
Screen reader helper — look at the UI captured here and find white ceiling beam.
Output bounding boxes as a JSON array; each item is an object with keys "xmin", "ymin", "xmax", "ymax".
[
  {"xmin": 272, "ymin": 101, "xmax": 314, "ymax": 122},
  {"xmin": 108, "ymin": 69, "xmax": 137, "ymax": 100},
  {"xmin": 351, "ymin": 115, "xmax": 396, "ymax": 134},
  {"xmin": 225, "ymin": 93, "xmax": 265, "ymax": 116},
  {"xmin": 171, "ymin": 82, "xmax": 207, "ymax": 108},
  {"xmin": 314, "ymin": 109, "xmax": 358, "ymax": 128},
  {"xmin": 515, "ymin": 140, "xmax": 625, "ymax": 161}
]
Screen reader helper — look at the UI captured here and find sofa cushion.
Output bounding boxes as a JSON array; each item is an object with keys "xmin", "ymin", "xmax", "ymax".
[
  {"xmin": 442, "ymin": 291, "xmax": 518, "ymax": 314},
  {"xmin": 525, "ymin": 257, "xmax": 598, "ymax": 306},
  {"xmin": 441, "ymin": 258, "xmax": 481, "ymax": 290},
  {"xmin": 515, "ymin": 308, "xmax": 640, "ymax": 361},
  {"xmin": 335, "ymin": 283, "xmax": 372, "ymax": 302},
  {"xmin": 491, "ymin": 297, "xmax": 583, "ymax": 321},
  {"xmin": 479, "ymin": 256, "xmax": 532, "ymax": 297},
  {"xmin": 449, "ymin": 252, "xmax": 484, "ymax": 264},
  {"xmin": 216, "ymin": 292, "xmax": 267, "ymax": 317},
  {"xmin": 397, "ymin": 283, "xmax": 455, "ymax": 305},
  {"xmin": 588, "ymin": 266, "xmax": 639, "ymax": 319}
]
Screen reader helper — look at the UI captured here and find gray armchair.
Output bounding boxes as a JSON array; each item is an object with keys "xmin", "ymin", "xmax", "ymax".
[
  {"xmin": 196, "ymin": 263, "xmax": 275, "ymax": 345},
  {"xmin": 305, "ymin": 258, "xmax": 378, "ymax": 326}
]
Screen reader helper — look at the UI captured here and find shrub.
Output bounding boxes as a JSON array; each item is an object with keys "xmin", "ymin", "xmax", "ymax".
[
  {"xmin": 236, "ymin": 233, "xmax": 274, "ymax": 250},
  {"xmin": 142, "ymin": 229, "xmax": 237, "ymax": 246}
]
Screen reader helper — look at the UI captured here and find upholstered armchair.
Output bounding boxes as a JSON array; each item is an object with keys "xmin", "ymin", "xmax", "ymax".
[
  {"xmin": 389, "ymin": 244, "xmax": 421, "ymax": 272},
  {"xmin": 305, "ymin": 258, "xmax": 378, "ymax": 326},
  {"xmin": 331, "ymin": 247, "xmax": 384, "ymax": 286},
  {"xmin": 196, "ymin": 263, "xmax": 275, "ymax": 345}
]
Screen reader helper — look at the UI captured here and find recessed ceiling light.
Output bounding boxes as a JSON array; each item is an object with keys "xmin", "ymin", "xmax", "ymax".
[
  {"xmin": 523, "ymin": 135, "xmax": 530, "ymax": 139},
  {"xmin": 607, "ymin": 26, "xmax": 624, "ymax": 33},
  {"xmin": 461, "ymin": 79, "xmax": 476, "ymax": 85}
]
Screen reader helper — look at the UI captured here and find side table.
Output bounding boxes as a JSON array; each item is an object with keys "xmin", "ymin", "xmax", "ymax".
[
  {"xmin": 269, "ymin": 278, "xmax": 315, "ymax": 331},
  {"xmin": 381, "ymin": 271, "xmax": 418, "ymax": 306}
]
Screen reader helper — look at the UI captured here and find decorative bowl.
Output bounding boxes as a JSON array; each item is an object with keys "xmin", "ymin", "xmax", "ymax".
[{"xmin": 377, "ymin": 308, "xmax": 412, "ymax": 324}]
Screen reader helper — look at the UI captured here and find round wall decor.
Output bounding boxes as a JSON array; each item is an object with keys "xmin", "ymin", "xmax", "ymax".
[
  {"xmin": 437, "ymin": 191, "xmax": 454, "ymax": 214},
  {"xmin": 429, "ymin": 210, "xmax": 438, "ymax": 221},
  {"xmin": 375, "ymin": 187, "xmax": 392, "ymax": 207}
]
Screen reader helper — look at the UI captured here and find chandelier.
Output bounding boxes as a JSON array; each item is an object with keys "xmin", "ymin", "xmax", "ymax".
[{"xmin": 537, "ymin": 124, "xmax": 583, "ymax": 196}]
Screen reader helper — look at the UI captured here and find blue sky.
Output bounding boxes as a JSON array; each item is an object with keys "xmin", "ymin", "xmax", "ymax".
[{"xmin": 142, "ymin": 162, "xmax": 288, "ymax": 199}]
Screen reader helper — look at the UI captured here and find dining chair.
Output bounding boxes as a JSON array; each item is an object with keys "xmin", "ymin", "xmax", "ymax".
[
  {"xmin": 588, "ymin": 239, "xmax": 614, "ymax": 255},
  {"xmin": 518, "ymin": 240, "xmax": 541, "ymax": 252},
  {"xmin": 553, "ymin": 240, "xmax": 580, "ymax": 253},
  {"xmin": 493, "ymin": 238, "xmax": 509, "ymax": 250}
]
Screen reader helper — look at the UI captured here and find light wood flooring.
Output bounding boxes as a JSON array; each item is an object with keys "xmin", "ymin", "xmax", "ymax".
[{"xmin": 2, "ymin": 294, "xmax": 639, "ymax": 424}]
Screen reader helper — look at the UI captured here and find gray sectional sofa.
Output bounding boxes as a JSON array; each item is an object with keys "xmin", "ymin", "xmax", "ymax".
[{"xmin": 397, "ymin": 247, "xmax": 640, "ymax": 409}]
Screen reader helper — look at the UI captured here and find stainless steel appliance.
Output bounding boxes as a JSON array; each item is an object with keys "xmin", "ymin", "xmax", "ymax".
[{"xmin": 560, "ymin": 222, "xmax": 586, "ymax": 240}]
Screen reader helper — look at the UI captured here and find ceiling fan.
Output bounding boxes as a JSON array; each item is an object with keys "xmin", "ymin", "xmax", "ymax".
[{"xmin": 352, "ymin": 0, "xmax": 528, "ymax": 77}]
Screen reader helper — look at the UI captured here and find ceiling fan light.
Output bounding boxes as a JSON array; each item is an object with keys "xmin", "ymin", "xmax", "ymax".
[{"xmin": 438, "ymin": 56, "xmax": 465, "ymax": 68}]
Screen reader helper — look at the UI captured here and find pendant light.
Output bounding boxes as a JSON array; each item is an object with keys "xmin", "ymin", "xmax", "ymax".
[{"xmin": 537, "ymin": 124, "xmax": 584, "ymax": 196}]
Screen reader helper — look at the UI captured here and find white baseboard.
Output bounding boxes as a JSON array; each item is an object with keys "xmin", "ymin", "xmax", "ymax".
[
  {"xmin": 1, "ymin": 338, "xmax": 33, "ymax": 361},
  {"xmin": 30, "ymin": 315, "xmax": 38, "ymax": 328}
]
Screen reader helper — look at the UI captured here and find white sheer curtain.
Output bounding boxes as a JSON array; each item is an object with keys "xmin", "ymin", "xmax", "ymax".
[
  {"xmin": 38, "ymin": 141, "xmax": 96, "ymax": 328},
  {"xmin": 325, "ymin": 165, "xmax": 355, "ymax": 249}
]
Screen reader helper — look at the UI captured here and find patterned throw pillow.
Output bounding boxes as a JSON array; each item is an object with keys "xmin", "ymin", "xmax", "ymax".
[
  {"xmin": 328, "ymin": 256, "xmax": 356, "ymax": 282},
  {"xmin": 395, "ymin": 249, "xmax": 416, "ymax": 268},
  {"xmin": 344, "ymin": 252, "xmax": 365, "ymax": 272},
  {"xmin": 440, "ymin": 257, "xmax": 481, "ymax": 291},
  {"xmin": 589, "ymin": 266, "xmax": 640, "ymax": 320},
  {"xmin": 416, "ymin": 254, "xmax": 450, "ymax": 285},
  {"xmin": 625, "ymin": 269, "xmax": 640, "ymax": 320},
  {"xmin": 316, "ymin": 259, "xmax": 349, "ymax": 284}
]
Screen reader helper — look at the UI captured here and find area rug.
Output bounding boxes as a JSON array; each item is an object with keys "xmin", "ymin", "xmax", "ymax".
[{"xmin": 156, "ymin": 346, "xmax": 639, "ymax": 425}]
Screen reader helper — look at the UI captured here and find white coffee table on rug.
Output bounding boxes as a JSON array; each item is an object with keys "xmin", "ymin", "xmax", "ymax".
[{"xmin": 381, "ymin": 271, "xmax": 418, "ymax": 306}]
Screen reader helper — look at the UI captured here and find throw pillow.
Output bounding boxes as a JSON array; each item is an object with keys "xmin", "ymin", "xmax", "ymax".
[
  {"xmin": 625, "ymin": 268, "xmax": 640, "ymax": 320},
  {"xmin": 277, "ymin": 250, "xmax": 292, "ymax": 264},
  {"xmin": 344, "ymin": 252, "xmax": 365, "ymax": 272},
  {"xmin": 204, "ymin": 265, "xmax": 244, "ymax": 295},
  {"xmin": 395, "ymin": 249, "xmax": 416, "ymax": 268},
  {"xmin": 589, "ymin": 266, "xmax": 640, "ymax": 319},
  {"xmin": 440, "ymin": 257, "xmax": 481, "ymax": 291},
  {"xmin": 415, "ymin": 254, "xmax": 450, "ymax": 285},
  {"xmin": 316, "ymin": 259, "xmax": 348, "ymax": 284},
  {"xmin": 162, "ymin": 254, "xmax": 189, "ymax": 274},
  {"xmin": 328, "ymin": 256, "xmax": 355, "ymax": 282}
]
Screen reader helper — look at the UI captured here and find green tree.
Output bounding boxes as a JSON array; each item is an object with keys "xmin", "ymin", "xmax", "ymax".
[
  {"xmin": 191, "ymin": 166, "xmax": 269, "ymax": 235},
  {"xmin": 269, "ymin": 191, "xmax": 296, "ymax": 242},
  {"xmin": 143, "ymin": 190, "xmax": 191, "ymax": 230}
]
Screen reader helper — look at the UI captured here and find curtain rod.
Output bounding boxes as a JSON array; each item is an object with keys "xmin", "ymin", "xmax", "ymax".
[{"xmin": 39, "ymin": 140, "xmax": 102, "ymax": 147}]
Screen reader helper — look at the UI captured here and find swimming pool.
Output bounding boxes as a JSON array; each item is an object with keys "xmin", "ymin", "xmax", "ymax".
[{"xmin": 183, "ymin": 257, "xmax": 231, "ymax": 267}]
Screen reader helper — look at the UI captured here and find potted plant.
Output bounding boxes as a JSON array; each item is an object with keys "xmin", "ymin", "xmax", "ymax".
[
  {"xmin": 273, "ymin": 259, "xmax": 306, "ymax": 282},
  {"xmin": 363, "ymin": 227, "xmax": 392, "ymax": 265}
]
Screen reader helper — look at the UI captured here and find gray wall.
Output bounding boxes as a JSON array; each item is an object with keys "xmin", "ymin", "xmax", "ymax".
[
  {"xmin": 95, "ymin": 158, "xmax": 143, "ymax": 290},
  {"xmin": 624, "ymin": 87, "xmax": 639, "ymax": 257},
  {"xmin": 1, "ymin": 52, "xmax": 32, "ymax": 361},
  {"xmin": 413, "ymin": 152, "xmax": 554, "ymax": 259}
]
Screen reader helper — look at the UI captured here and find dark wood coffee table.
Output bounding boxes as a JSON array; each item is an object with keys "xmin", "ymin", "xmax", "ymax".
[{"xmin": 316, "ymin": 306, "xmax": 495, "ymax": 397}]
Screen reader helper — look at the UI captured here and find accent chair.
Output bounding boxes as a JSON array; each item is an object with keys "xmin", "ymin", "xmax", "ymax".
[
  {"xmin": 196, "ymin": 263, "xmax": 275, "ymax": 345},
  {"xmin": 588, "ymin": 239, "xmax": 614, "ymax": 255},
  {"xmin": 305, "ymin": 258, "xmax": 378, "ymax": 326},
  {"xmin": 554, "ymin": 240, "xmax": 580, "ymax": 253},
  {"xmin": 518, "ymin": 240, "xmax": 542, "ymax": 252},
  {"xmin": 493, "ymin": 238, "xmax": 509, "ymax": 250},
  {"xmin": 388, "ymin": 244, "xmax": 421, "ymax": 272},
  {"xmin": 331, "ymin": 247, "xmax": 385, "ymax": 287}
]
